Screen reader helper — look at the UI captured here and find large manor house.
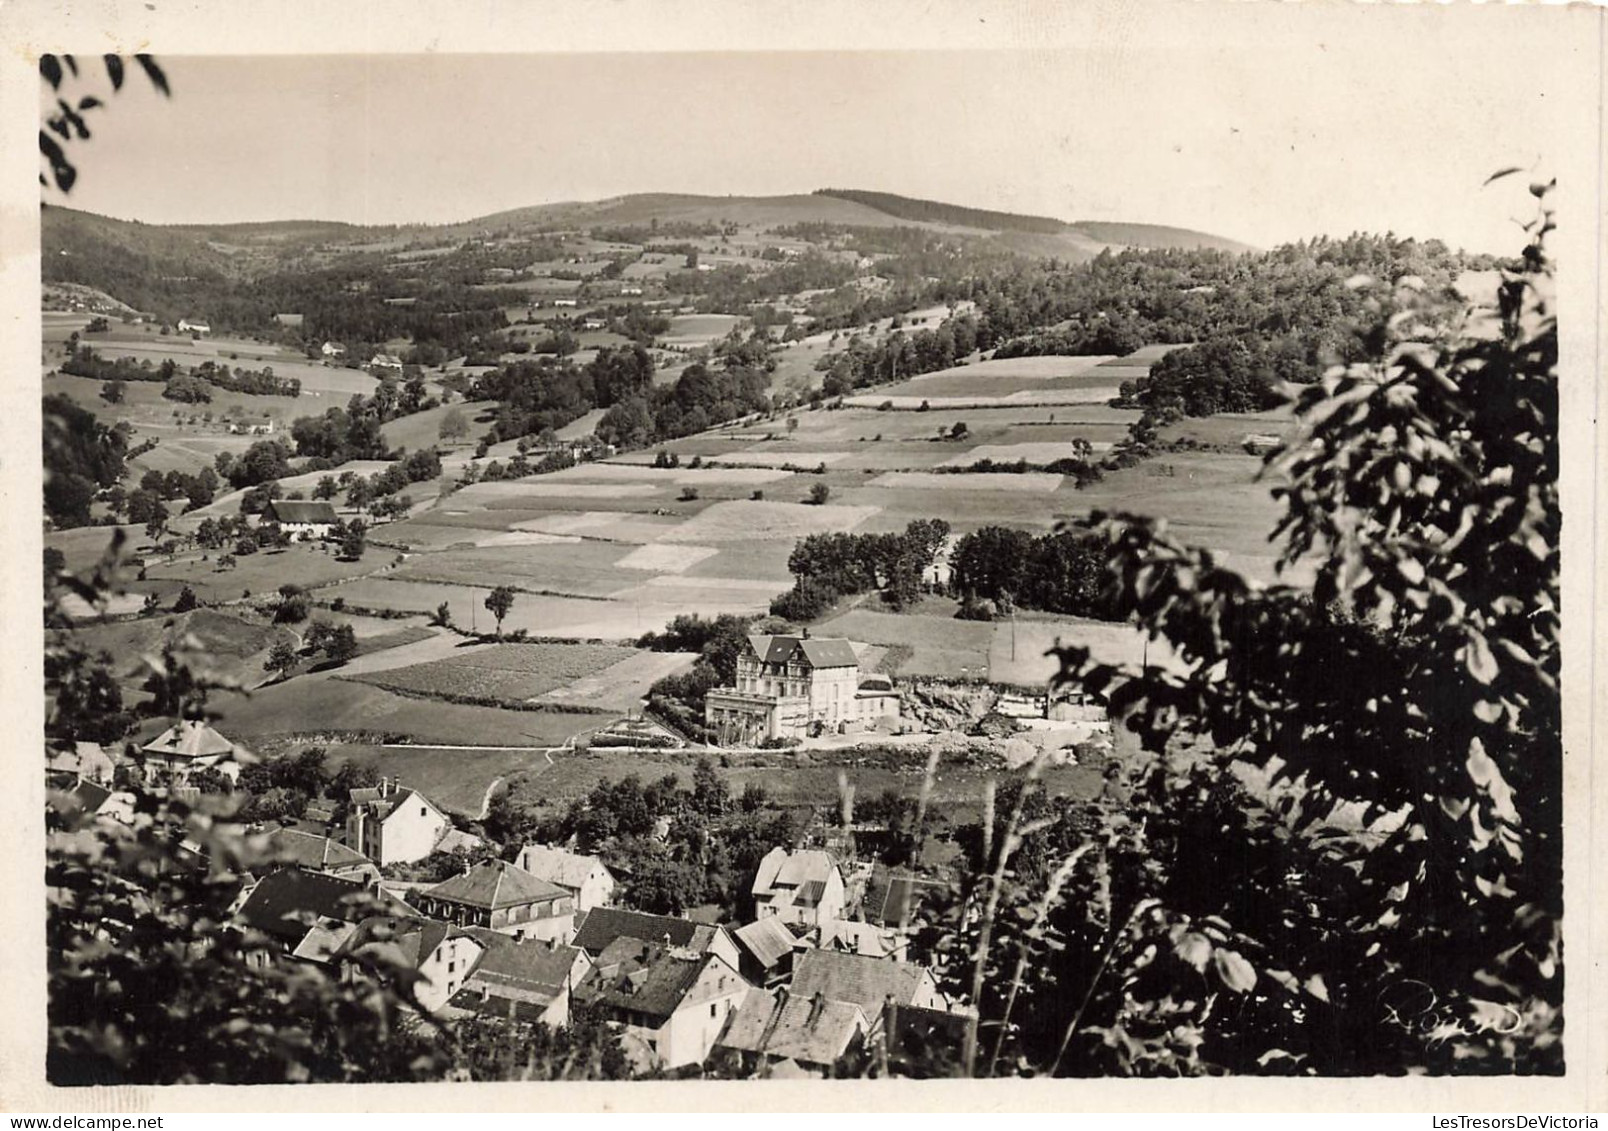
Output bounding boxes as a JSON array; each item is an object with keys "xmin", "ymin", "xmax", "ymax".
[{"xmin": 704, "ymin": 633, "xmax": 901, "ymax": 745}]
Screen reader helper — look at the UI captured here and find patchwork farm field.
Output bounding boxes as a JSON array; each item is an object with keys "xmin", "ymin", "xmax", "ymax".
[
  {"xmin": 211, "ymin": 677, "xmax": 601, "ymax": 748},
  {"xmin": 344, "ymin": 641, "xmax": 637, "ymax": 704}
]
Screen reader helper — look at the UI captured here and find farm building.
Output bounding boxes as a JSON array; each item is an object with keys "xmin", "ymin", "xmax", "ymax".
[
  {"xmin": 412, "ymin": 859, "xmax": 577, "ymax": 944},
  {"xmin": 263, "ymin": 499, "xmax": 339, "ymax": 539},
  {"xmin": 46, "ymin": 741, "xmax": 120, "ymax": 787},
  {"xmin": 704, "ymin": 633, "xmax": 900, "ymax": 744},
  {"xmin": 321, "ymin": 341, "xmax": 346, "ymax": 358},
  {"xmin": 715, "ymin": 987, "xmax": 870, "ymax": 1077},
  {"xmin": 369, "ymin": 353, "xmax": 404, "ymax": 372},
  {"xmin": 177, "ymin": 317, "xmax": 210, "ymax": 334}
]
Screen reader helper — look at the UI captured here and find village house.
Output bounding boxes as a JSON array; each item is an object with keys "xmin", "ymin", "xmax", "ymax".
[
  {"xmin": 751, "ymin": 847, "xmax": 847, "ymax": 929},
  {"xmin": 344, "ymin": 779, "xmax": 453, "ymax": 866},
  {"xmin": 444, "ymin": 936, "xmax": 592, "ymax": 1028},
  {"xmin": 575, "ymin": 939, "xmax": 752, "ymax": 1070},
  {"xmin": 263, "ymin": 499, "xmax": 339, "ymax": 540},
  {"xmin": 262, "ymin": 827, "xmax": 378, "ymax": 883},
  {"xmin": 177, "ymin": 317, "xmax": 210, "ymax": 335},
  {"xmin": 334, "ymin": 915, "xmax": 485, "ymax": 1014},
  {"xmin": 46, "ymin": 740, "xmax": 119, "ymax": 787},
  {"xmin": 515, "ymin": 844, "xmax": 617, "ymax": 912},
  {"xmin": 571, "ymin": 907, "xmax": 742, "ymax": 972},
  {"xmin": 320, "ymin": 340, "xmax": 346, "ymax": 359},
  {"xmin": 787, "ymin": 949, "xmax": 949, "ymax": 1020},
  {"xmin": 704, "ymin": 634, "xmax": 900, "ymax": 744},
  {"xmin": 369, "ymin": 353, "xmax": 404, "ymax": 372},
  {"xmin": 140, "ymin": 719, "xmax": 244, "ymax": 781},
  {"xmin": 412, "ymin": 859, "xmax": 577, "ymax": 943},
  {"xmin": 715, "ymin": 986, "xmax": 870, "ymax": 1077}
]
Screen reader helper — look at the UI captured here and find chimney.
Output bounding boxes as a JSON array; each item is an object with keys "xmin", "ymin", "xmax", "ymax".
[
  {"xmin": 802, "ymin": 626, "xmax": 810, "ymax": 639},
  {"xmin": 809, "ymin": 990, "xmax": 827, "ymax": 1027}
]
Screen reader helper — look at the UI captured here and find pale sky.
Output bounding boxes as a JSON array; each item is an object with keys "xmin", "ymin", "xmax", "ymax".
[{"xmin": 36, "ymin": 3, "xmax": 1592, "ymax": 253}]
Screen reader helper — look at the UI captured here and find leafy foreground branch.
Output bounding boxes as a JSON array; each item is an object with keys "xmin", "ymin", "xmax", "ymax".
[{"xmin": 913, "ymin": 183, "xmax": 1560, "ymax": 1077}]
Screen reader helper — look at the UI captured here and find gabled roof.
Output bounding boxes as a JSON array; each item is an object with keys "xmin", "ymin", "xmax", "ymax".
[
  {"xmin": 355, "ymin": 787, "xmax": 447, "ymax": 827},
  {"xmin": 265, "ymin": 827, "xmax": 372, "ymax": 872},
  {"xmin": 141, "ymin": 719, "xmax": 235, "ymax": 761},
  {"xmin": 465, "ymin": 940, "xmax": 585, "ymax": 1001},
  {"xmin": 235, "ymin": 869, "xmax": 378, "ymax": 943},
  {"xmin": 337, "ymin": 915, "xmax": 457, "ymax": 972},
  {"xmin": 816, "ymin": 918, "xmax": 903, "ymax": 960},
  {"xmin": 423, "ymin": 859, "xmax": 569, "ymax": 911},
  {"xmin": 265, "ymin": 499, "xmax": 339, "ymax": 525},
  {"xmin": 753, "ymin": 848, "xmax": 841, "ymax": 908},
  {"xmin": 718, "ymin": 987, "xmax": 867, "ymax": 1067},
  {"xmin": 572, "ymin": 907, "xmax": 723, "ymax": 957},
  {"xmin": 745, "ymin": 635, "xmax": 858, "ymax": 669},
  {"xmin": 860, "ymin": 866, "xmax": 945, "ymax": 928},
  {"xmin": 518, "ymin": 844, "xmax": 613, "ymax": 891},
  {"xmin": 789, "ymin": 949, "xmax": 933, "ymax": 1015},
  {"xmin": 733, "ymin": 916, "xmax": 800, "ymax": 971},
  {"xmin": 64, "ymin": 779, "xmax": 112, "ymax": 814},
  {"xmin": 579, "ymin": 946, "xmax": 735, "ymax": 1022}
]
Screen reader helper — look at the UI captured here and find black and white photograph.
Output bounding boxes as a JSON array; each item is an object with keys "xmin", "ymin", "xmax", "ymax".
[{"xmin": 7, "ymin": 0, "xmax": 1602, "ymax": 1112}]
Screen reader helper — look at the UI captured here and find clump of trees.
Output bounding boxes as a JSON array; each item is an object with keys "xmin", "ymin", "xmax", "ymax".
[
  {"xmin": 770, "ymin": 520, "xmax": 952, "ymax": 619},
  {"xmin": 948, "ymin": 526, "xmax": 1115, "ymax": 620}
]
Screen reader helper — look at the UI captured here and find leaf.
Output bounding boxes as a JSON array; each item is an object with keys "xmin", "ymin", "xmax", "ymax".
[
  {"xmin": 41, "ymin": 54, "xmax": 63, "ymax": 90},
  {"xmin": 1264, "ymin": 968, "xmax": 1300, "ymax": 994},
  {"xmin": 1464, "ymin": 632, "xmax": 1498, "ymax": 684},
  {"xmin": 1396, "ymin": 557, "xmax": 1425, "ymax": 586},
  {"xmin": 105, "ymin": 55, "xmax": 124, "ymax": 90},
  {"xmin": 1484, "ymin": 166, "xmax": 1525, "ymax": 186},
  {"xmin": 135, "ymin": 54, "xmax": 170, "ymax": 97},
  {"xmin": 1173, "ymin": 931, "xmax": 1212, "ymax": 973},
  {"xmin": 1211, "ymin": 947, "xmax": 1257, "ymax": 993},
  {"xmin": 78, "ymin": 96, "xmax": 102, "ymax": 111},
  {"xmin": 1304, "ymin": 973, "xmax": 1329, "ymax": 1002}
]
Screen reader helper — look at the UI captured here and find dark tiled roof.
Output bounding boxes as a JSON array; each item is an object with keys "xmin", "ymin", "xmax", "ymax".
[
  {"xmin": 719, "ymin": 988, "xmax": 866, "ymax": 1067},
  {"xmin": 424, "ymin": 859, "xmax": 568, "ymax": 911},
  {"xmin": 141, "ymin": 720, "xmax": 235, "ymax": 760},
  {"xmin": 236, "ymin": 869, "xmax": 375, "ymax": 942},
  {"xmin": 746, "ymin": 635, "xmax": 858, "ymax": 669},
  {"xmin": 789, "ymin": 949, "xmax": 931, "ymax": 1014},
  {"xmin": 66, "ymin": 780, "xmax": 112, "ymax": 814},
  {"xmin": 572, "ymin": 907, "xmax": 717, "ymax": 957},
  {"xmin": 337, "ymin": 915, "xmax": 451, "ymax": 972},
  {"xmin": 578, "ymin": 947, "xmax": 713, "ymax": 1021},
  {"xmin": 860, "ymin": 866, "xmax": 944, "ymax": 928},
  {"xmin": 267, "ymin": 500, "xmax": 339, "ymax": 525},
  {"xmin": 265, "ymin": 828, "xmax": 371, "ymax": 872},
  {"xmin": 467, "ymin": 940, "xmax": 583, "ymax": 999}
]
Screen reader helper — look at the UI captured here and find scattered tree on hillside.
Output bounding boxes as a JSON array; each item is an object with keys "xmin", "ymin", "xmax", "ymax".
[
  {"xmin": 484, "ymin": 586, "xmax": 516, "ymax": 638},
  {"xmin": 438, "ymin": 407, "xmax": 471, "ymax": 444}
]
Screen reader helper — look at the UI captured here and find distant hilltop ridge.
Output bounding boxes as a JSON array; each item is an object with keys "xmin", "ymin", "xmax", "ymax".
[{"xmin": 44, "ymin": 187, "xmax": 1255, "ymax": 256}]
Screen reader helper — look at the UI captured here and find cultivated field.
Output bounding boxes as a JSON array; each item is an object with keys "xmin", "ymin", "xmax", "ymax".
[
  {"xmin": 345, "ymin": 641, "xmax": 637, "ymax": 704},
  {"xmin": 659, "ymin": 499, "xmax": 880, "ymax": 542}
]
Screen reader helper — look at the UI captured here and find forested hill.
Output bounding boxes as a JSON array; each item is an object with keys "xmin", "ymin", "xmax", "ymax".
[
  {"xmin": 813, "ymin": 188, "xmax": 1256, "ymax": 253},
  {"xmin": 812, "ymin": 188, "xmax": 1069, "ymax": 234}
]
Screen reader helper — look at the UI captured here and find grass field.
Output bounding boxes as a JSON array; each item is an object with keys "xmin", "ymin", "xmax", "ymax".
[
  {"xmin": 67, "ymin": 608, "xmax": 296, "ymax": 691},
  {"xmin": 319, "ymin": 744, "xmax": 562, "ymax": 815},
  {"xmin": 534, "ymin": 649, "xmax": 699, "ymax": 712},
  {"xmin": 817, "ymin": 606, "xmax": 995, "ymax": 678},
  {"xmin": 865, "ymin": 471, "xmax": 1065, "ymax": 493},
  {"xmin": 660, "ymin": 499, "xmax": 880, "ymax": 543},
  {"xmin": 212, "ymin": 677, "xmax": 602, "ymax": 747},
  {"xmin": 389, "ymin": 540, "xmax": 645, "ymax": 598},
  {"xmin": 938, "ymin": 441, "xmax": 1115, "ymax": 466},
  {"xmin": 345, "ymin": 641, "xmax": 636, "ymax": 704},
  {"xmin": 139, "ymin": 542, "xmax": 384, "ymax": 604},
  {"xmin": 661, "ymin": 313, "xmax": 743, "ymax": 347}
]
